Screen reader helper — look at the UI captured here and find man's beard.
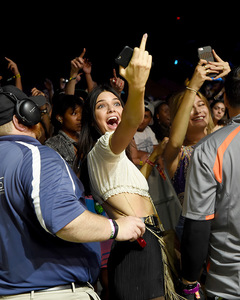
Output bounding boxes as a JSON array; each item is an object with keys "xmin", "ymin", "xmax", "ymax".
[{"xmin": 31, "ymin": 123, "xmax": 44, "ymax": 141}]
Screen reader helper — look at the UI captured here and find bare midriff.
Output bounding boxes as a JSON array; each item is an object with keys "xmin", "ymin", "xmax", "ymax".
[{"xmin": 102, "ymin": 192, "xmax": 154, "ymax": 219}]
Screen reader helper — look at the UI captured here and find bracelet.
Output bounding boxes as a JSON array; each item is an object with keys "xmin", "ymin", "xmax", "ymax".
[
  {"xmin": 146, "ymin": 158, "xmax": 155, "ymax": 167},
  {"xmin": 139, "ymin": 160, "xmax": 143, "ymax": 166},
  {"xmin": 182, "ymin": 282, "xmax": 200, "ymax": 295},
  {"xmin": 146, "ymin": 158, "xmax": 166, "ymax": 180},
  {"xmin": 69, "ymin": 76, "xmax": 77, "ymax": 81},
  {"xmin": 13, "ymin": 74, "xmax": 21, "ymax": 79},
  {"xmin": 186, "ymin": 86, "xmax": 198, "ymax": 94},
  {"xmin": 156, "ymin": 165, "xmax": 166, "ymax": 181},
  {"xmin": 108, "ymin": 219, "xmax": 119, "ymax": 239}
]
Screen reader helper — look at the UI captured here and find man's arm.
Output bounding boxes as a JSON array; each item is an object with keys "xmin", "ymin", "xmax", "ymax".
[
  {"xmin": 181, "ymin": 218, "xmax": 211, "ymax": 284},
  {"xmin": 56, "ymin": 210, "xmax": 145, "ymax": 243},
  {"xmin": 5, "ymin": 57, "xmax": 23, "ymax": 91},
  {"xmin": 65, "ymin": 49, "xmax": 85, "ymax": 95}
]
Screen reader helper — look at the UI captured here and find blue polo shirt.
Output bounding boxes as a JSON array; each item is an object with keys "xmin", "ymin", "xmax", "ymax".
[{"xmin": 0, "ymin": 135, "xmax": 100, "ymax": 295}]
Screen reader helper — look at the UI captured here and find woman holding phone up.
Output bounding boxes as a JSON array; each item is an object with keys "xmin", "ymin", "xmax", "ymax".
[{"xmin": 75, "ymin": 35, "xmax": 173, "ymax": 300}]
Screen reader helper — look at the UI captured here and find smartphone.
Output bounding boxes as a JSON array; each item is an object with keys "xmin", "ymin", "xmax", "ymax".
[
  {"xmin": 115, "ymin": 46, "xmax": 154, "ymax": 68},
  {"xmin": 198, "ymin": 46, "xmax": 214, "ymax": 62},
  {"xmin": 115, "ymin": 46, "xmax": 133, "ymax": 68},
  {"xmin": 198, "ymin": 46, "xmax": 216, "ymax": 77}
]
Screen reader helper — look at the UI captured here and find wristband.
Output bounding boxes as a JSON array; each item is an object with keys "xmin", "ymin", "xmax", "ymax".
[
  {"xmin": 108, "ymin": 219, "xmax": 119, "ymax": 239},
  {"xmin": 13, "ymin": 74, "xmax": 21, "ymax": 79},
  {"xmin": 182, "ymin": 281, "xmax": 200, "ymax": 295},
  {"xmin": 156, "ymin": 165, "xmax": 166, "ymax": 181},
  {"xmin": 69, "ymin": 76, "xmax": 77, "ymax": 81},
  {"xmin": 146, "ymin": 158, "xmax": 155, "ymax": 167}
]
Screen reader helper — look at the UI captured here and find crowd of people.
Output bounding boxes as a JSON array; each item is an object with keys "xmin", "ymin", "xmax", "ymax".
[{"xmin": 1, "ymin": 33, "xmax": 240, "ymax": 300}]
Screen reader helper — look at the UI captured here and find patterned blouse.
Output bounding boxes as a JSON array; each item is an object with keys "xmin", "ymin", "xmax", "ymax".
[{"xmin": 171, "ymin": 145, "xmax": 194, "ymax": 206}]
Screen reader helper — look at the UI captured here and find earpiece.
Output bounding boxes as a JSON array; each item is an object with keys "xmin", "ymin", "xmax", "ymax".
[
  {"xmin": 0, "ymin": 91, "xmax": 41, "ymax": 126},
  {"xmin": 57, "ymin": 117, "xmax": 63, "ymax": 123},
  {"xmin": 15, "ymin": 99, "xmax": 41, "ymax": 126}
]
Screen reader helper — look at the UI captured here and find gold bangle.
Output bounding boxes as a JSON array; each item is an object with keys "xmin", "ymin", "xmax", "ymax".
[{"xmin": 186, "ymin": 86, "xmax": 198, "ymax": 94}]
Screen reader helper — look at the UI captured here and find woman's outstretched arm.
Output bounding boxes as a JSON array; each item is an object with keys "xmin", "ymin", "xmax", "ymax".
[{"xmin": 110, "ymin": 34, "xmax": 152, "ymax": 155}]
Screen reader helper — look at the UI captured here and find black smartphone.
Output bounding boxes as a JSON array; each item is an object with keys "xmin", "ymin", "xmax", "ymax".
[
  {"xmin": 198, "ymin": 46, "xmax": 216, "ymax": 77},
  {"xmin": 198, "ymin": 46, "xmax": 214, "ymax": 62},
  {"xmin": 115, "ymin": 46, "xmax": 154, "ymax": 69},
  {"xmin": 115, "ymin": 46, "xmax": 133, "ymax": 68}
]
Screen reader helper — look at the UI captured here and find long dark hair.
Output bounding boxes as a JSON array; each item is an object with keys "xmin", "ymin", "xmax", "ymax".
[{"xmin": 74, "ymin": 84, "xmax": 123, "ymax": 195}]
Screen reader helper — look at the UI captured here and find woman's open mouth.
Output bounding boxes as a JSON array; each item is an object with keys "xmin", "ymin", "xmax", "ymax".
[{"xmin": 106, "ymin": 116, "xmax": 119, "ymax": 130}]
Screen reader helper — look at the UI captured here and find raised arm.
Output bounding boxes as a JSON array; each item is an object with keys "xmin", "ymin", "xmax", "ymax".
[
  {"xmin": 140, "ymin": 137, "xmax": 169, "ymax": 179},
  {"xmin": 164, "ymin": 61, "xmax": 209, "ymax": 177},
  {"xmin": 65, "ymin": 49, "xmax": 85, "ymax": 95},
  {"xmin": 164, "ymin": 52, "xmax": 230, "ymax": 178},
  {"xmin": 5, "ymin": 57, "xmax": 22, "ymax": 91},
  {"xmin": 110, "ymin": 34, "xmax": 152, "ymax": 155},
  {"xmin": 82, "ymin": 58, "xmax": 95, "ymax": 93}
]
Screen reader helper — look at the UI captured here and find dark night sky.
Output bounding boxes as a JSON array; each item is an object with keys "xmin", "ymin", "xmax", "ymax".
[{"xmin": 1, "ymin": 4, "xmax": 239, "ymax": 95}]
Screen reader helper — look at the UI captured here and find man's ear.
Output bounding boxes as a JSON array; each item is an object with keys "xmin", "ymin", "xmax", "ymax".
[{"xmin": 12, "ymin": 115, "xmax": 28, "ymax": 132}]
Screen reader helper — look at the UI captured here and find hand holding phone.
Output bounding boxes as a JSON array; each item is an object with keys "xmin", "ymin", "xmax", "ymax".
[
  {"xmin": 198, "ymin": 46, "xmax": 216, "ymax": 77},
  {"xmin": 197, "ymin": 47, "xmax": 231, "ymax": 80},
  {"xmin": 115, "ymin": 46, "xmax": 133, "ymax": 68},
  {"xmin": 198, "ymin": 46, "xmax": 215, "ymax": 62},
  {"xmin": 115, "ymin": 34, "xmax": 152, "ymax": 91}
]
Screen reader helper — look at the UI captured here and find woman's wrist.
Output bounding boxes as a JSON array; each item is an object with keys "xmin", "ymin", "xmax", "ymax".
[
  {"xmin": 128, "ymin": 83, "xmax": 145, "ymax": 95},
  {"xmin": 186, "ymin": 86, "xmax": 198, "ymax": 94},
  {"xmin": 182, "ymin": 278, "xmax": 197, "ymax": 285}
]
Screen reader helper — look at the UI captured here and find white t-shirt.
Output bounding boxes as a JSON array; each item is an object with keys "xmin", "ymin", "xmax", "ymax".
[
  {"xmin": 87, "ymin": 132, "xmax": 150, "ymax": 204},
  {"xmin": 134, "ymin": 126, "xmax": 158, "ymax": 153}
]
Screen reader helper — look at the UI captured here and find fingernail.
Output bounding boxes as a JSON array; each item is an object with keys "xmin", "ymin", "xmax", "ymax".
[{"xmin": 143, "ymin": 33, "xmax": 148, "ymax": 39}]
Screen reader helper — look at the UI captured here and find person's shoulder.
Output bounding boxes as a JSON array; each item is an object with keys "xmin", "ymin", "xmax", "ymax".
[
  {"xmin": 45, "ymin": 134, "xmax": 62, "ymax": 145},
  {"xmin": 197, "ymin": 123, "xmax": 237, "ymax": 150},
  {"xmin": 145, "ymin": 126, "xmax": 155, "ymax": 134},
  {"xmin": 93, "ymin": 132, "xmax": 113, "ymax": 150}
]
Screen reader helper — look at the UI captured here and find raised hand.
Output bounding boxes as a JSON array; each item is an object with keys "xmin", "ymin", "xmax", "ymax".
[
  {"xmin": 119, "ymin": 33, "xmax": 152, "ymax": 91},
  {"xmin": 209, "ymin": 49, "xmax": 231, "ymax": 79},
  {"xmin": 110, "ymin": 68, "xmax": 125, "ymax": 94},
  {"xmin": 70, "ymin": 48, "xmax": 86, "ymax": 76},
  {"xmin": 5, "ymin": 57, "xmax": 20, "ymax": 76}
]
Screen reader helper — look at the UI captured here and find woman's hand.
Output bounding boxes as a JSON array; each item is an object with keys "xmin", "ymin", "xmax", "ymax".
[
  {"xmin": 189, "ymin": 50, "xmax": 230, "ymax": 91},
  {"xmin": 209, "ymin": 50, "xmax": 231, "ymax": 79},
  {"xmin": 119, "ymin": 33, "xmax": 152, "ymax": 91},
  {"xmin": 188, "ymin": 59, "xmax": 216, "ymax": 91},
  {"xmin": 110, "ymin": 68, "xmax": 125, "ymax": 95}
]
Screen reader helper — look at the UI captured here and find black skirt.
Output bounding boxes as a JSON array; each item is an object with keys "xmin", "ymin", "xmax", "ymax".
[{"xmin": 108, "ymin": 225, "xmax": 165, "ymax": 300}]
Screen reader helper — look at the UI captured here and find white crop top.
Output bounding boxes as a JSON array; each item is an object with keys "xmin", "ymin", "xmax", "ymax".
[{"xmin": 87, "ymin": 132, "xmax": 150, "ymax": 204}]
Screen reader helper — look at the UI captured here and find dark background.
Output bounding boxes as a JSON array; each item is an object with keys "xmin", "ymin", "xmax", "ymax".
[{"xmin": 1, "ymin": 4, "xmax": 239, "ymax": 97}]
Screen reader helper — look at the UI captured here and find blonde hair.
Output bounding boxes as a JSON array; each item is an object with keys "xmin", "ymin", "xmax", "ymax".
[
  {"xmin": 0, "ymin": 121, "xmax": 14, "ymax": 136},
  {"xmin": 169, "ymin": 89, "xmax": 214, "ymax": 134}
]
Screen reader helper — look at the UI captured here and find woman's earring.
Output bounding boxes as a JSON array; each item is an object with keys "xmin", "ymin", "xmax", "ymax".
[{"xmin": 58, "ymin": 117, "xmax": 63, "ymax": 124}]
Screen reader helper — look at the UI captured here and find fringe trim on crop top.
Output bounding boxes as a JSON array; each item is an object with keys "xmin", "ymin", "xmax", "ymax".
[{"xmin": 102, "ymin": 186, "xmax": 150, "ymax": 202}]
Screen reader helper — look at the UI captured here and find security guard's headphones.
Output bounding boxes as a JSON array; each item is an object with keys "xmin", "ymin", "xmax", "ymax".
[{"xmin": 0, "ymin": 89, "xmax": 41, "ymax": 126}]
